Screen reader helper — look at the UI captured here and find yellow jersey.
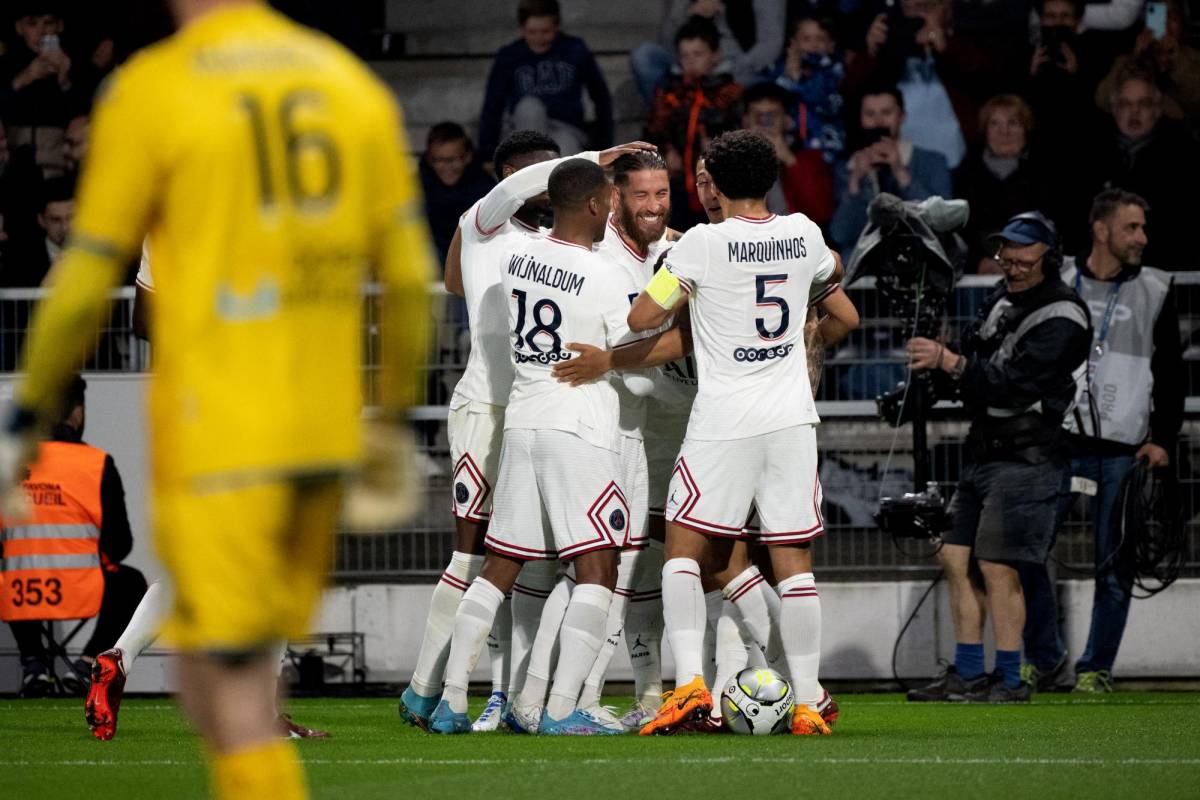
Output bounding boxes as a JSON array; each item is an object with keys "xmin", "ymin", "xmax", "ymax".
[{"xmin": 18, "ymin": 3, "xmax": 432, "ymax": 488}]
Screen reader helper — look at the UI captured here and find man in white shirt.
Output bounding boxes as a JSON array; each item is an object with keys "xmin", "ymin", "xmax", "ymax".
[
  {"xmin": 431, "ymin": 158, "xmax": 655, "ymax": 736},
  {"xmin": 629, "ymin": 130, "xmax": 842, "ymax": 737}
]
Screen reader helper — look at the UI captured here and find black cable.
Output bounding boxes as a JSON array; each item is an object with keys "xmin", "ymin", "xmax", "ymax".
[
  {"xmin": 890, "ymin": 573, "xmax": 943, "ymax": 691},
  {"xmin": 1117, "ymin": 459, "xmax": 1185, "ymax": 598}
]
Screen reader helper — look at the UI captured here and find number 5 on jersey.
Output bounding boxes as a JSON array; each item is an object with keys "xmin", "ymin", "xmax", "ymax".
[{"xmin": 756, "ymin": 274, "xmax": 789, "ymax": 340}]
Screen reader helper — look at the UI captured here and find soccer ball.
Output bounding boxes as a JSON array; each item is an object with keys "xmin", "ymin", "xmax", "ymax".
[{"xmin": 720, "ymin": 667, "xmax": 795, "ymax": 735}]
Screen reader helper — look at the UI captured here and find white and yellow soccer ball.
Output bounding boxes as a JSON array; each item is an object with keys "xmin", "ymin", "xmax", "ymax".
[{"xmin": 720, "ymin": 667, "xmax": 795, "ymax": 735}]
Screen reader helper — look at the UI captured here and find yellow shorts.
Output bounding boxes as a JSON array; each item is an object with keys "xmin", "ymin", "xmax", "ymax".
[{"xmin": 153, "ymin": 476, "xmax": 344, "ymax": 653}]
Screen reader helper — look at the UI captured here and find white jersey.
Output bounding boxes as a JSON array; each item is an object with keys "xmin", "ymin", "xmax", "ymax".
[
  {"xmin": 665, "ymin": 212, "xmax": 835, "ymax": 440},
  {"xmin": 450, "ymin": 152, "xmax": 600, "ymax": 408},
  {"xmin": 594, "ymin": 216, "xmax": 670, "ymax": 440},
  {"xmin": 500, "ymin": 234, "xmax": 639, "ymax": 453}
]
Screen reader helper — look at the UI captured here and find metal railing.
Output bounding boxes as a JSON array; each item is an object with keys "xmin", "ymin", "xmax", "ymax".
[{"xmin": 3, "ymin": 278, "xmax": 1199, "ymax": 581}]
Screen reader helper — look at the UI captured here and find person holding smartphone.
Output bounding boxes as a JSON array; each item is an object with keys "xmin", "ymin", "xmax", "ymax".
[
  {"xmin": 1095, "ymin": 0, "xmax": 1200, "ymax": 122},
  {"xmin": 829, "ymin": 83, "xmax": 951, "ymax": 260},
  {"xmin": 0, "ymin": 3, "xmax": 75, "ymax": 131}
]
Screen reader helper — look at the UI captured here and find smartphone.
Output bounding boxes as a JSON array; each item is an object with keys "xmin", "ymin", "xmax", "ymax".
[
  {"xmin": 39, "ymin": 34, "xmax": 60, "ymax": 53},
  {"xmin": 1145, "ymin": 2, "xmax": 1168, "ymax": 40}
]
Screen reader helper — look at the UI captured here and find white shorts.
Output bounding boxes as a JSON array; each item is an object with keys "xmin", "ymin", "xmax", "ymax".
[
  {"xmin": 665, "ymin": 424, "xmax": 823, "ymax": 545},
  {"xmin": 644, "ymin": 408, "xmax": 689, "ymax": 517},
  {"xmin": 448, "ymin": 399, "xmax": 506, "ymax": 522},
  {"xmin": 485, "ymin": 429, "xmax": 630, "ymax": 560},
  {"xmin": 620, "ymin": 436, "xmax": 650, "ymax": 549}
]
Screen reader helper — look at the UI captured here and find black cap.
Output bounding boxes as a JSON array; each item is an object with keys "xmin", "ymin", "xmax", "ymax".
[{"xmin": 987, "ymin": 212, "xmax": 1058, "ymax": 249}]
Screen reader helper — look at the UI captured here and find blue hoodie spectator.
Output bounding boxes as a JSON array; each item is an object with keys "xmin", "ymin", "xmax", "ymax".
[{"xmin": 478, "ymin": 0, "xmax": 613, "ymax": 159}]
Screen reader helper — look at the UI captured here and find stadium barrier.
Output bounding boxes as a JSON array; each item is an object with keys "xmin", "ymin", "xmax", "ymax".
[{"xmin": 1, "ymin": 276, "xmax": 1198, "ymax": 582}]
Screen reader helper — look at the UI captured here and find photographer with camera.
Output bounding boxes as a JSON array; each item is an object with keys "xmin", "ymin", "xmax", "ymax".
[
  {"xmin": 1019, "ymin": 189, "xmax": 1183, "ymax": 694},
  {"xmin": 830, "ymin": 84, "xmax": 950, "ymax": 259},
  {"xmin": 904, "ymin": 212, "xmax": 1091, "ymax": 703}
]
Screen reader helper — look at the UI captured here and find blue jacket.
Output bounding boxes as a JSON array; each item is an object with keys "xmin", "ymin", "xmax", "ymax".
[
  {"xmin": 478, "ymin": 33, "xmax": 613, "ymax": 157},
  {"xmin": 830, "ymin": 144, "xmax": 952, "ymax": 259}
]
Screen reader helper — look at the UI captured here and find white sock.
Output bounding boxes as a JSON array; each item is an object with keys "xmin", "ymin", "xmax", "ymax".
[
  {"xmin": 545, "ymin": 583, "xmax": 612, "ymax": 720},
  {"xmin": 409, "ymin": 551, "xmax": 484, "ymax": 696},
  {"xmin": 722, "ymin": 566, "xmax": 771, "ymax": 662},
  {"xmin": 579, "ymin": 549, "xmax": 638, "ymax": 708},
  {"xmin": 778, "ymin": 572, "xmax": 823, "ymax": 706},
  {"xmin": 487, "ymin": 594, "xmax": 512, "ymax": 694},
  {"xmin": 702, "ymin": 589, "xmax": 722, "ymax": 687},
  {"xmin": 662, "ymin": 558, "xmax": 705, "ymax": 687},
  {"xmin": 712, "ymin": 600, "xmax": 750, "ymax": 716},
  {"xmin": 441, "ymin": 577, "xmax": 505, "ymax": 714},
  {"xmin": 509, "ymin": 559, "xmax": 558, "ymax": 698},
  {"xmin": 114, "ymin": 580, "xmax": 170, "ymax": 674},
  {"xmin": 515, "ymin": 571, "xmax": 571, "ymax": 710},
  {"xmin": 624, "ymin": 541, "xmax": 663, "ymax": 708}
]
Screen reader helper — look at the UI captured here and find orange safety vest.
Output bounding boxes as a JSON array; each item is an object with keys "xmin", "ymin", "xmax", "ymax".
[{"xmin": 0, "ymin": 440, "xmax": 106, "ymax": 621}]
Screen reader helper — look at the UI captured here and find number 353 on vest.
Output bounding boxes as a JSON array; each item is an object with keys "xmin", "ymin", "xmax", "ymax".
[{"xmin": 0, "ymin": 441, "xmax": 106, "ymax": 621}]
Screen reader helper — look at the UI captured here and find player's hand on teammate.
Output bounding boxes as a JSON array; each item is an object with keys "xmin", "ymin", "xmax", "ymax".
[
  {"xmin": 598, "ymin": 141, "xmax": 658, "ymax": 167},
  {"xmin": 551, "ymin": 342, "xmax": 613, "ymax": 386},
  {"xmin": 342, "ymin": 417, "xmax": 421, "ymax": 531}
]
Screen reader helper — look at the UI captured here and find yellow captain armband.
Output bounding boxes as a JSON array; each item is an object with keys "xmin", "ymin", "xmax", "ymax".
[{"xmin": 646, "ymin": 265, "xmax": 685, "ymax": 310}]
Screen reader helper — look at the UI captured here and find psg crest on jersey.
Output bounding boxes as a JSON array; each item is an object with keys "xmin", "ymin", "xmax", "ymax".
[
  {"xmin": 609, "ymin": 509, "xmax": 626, "ymax": 531},
  {"xmin": 454, "ymin": 482, "xmax": 469, "ymax": 504}
]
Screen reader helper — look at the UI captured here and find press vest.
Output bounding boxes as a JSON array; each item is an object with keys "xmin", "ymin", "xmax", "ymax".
[
  {"xmin": 1061, "ymin": 259, "xmax": 1170, "ymax": 445},
  {"xmin": 0, "ymin": 441, "xmax": 106, "ymax": 621}
]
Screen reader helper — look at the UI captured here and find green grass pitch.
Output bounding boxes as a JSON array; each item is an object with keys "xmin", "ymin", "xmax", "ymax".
[{"xmin": 3, "ymin": 693, "xmax": 1200, "ymax": 799}]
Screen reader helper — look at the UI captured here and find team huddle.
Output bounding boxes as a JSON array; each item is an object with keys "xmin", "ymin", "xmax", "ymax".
[{"xmin": 399, "ymin": 127, "xmax": 859, "ymax": 736}]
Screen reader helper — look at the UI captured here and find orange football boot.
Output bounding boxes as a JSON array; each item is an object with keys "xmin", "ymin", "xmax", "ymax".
[
  {"xmin": 639, "ymin": 676, "xmax": 713, "ymax": 736},
  {"xmin": 791, "ymin": 703, "xmax": 833, "ymax": 735}
]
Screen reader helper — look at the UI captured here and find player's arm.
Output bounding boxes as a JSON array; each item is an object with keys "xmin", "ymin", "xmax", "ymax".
[
  {"xmin": 15, "ymin": 71, "xmax": 156, "ymax": 428},
  {"xmin": 815, "ymin": 285, "xmax": 859, "ymax": 347},
  {"xmin": 443, "ymin": 227, "xmax": 464, "ymax": 298},
  {"xmin": 630, "ymin": 228, "xmax": 704, "ymax": 332},
  {"xmin": 344, "ymin": 96, "xmax": 435, "ymax": 531},
  {"xmin": 552, "ymin": 323, "xmax": 692, "ymax": 387},
  {"xmin": 473, "ymin": 142, "xmax": 657, "ymax": 235}
]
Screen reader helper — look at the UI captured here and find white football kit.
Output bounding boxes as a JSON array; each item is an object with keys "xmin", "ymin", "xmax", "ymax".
[
  {"xmin": 447, "ymin": 153, "xmax": 600, "ymax": 522},
  {"xmin": 593, "ymin": 216, "xmax": 671, "ymax": 548},
  {"xmin": 662, "ymin": 213, "xmax": 836, "ymax": 543},
  {"xmin": 485, "ymin": 234, "xmax": 649, "ymax": 561}
]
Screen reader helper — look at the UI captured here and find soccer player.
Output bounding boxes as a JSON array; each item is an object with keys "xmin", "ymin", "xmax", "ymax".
[
  {"xmin": 0, "ymin": 2, "xmax": 432, "ymax": 798},
  {"xmin": 401, "ymin": 130, "xmax": 560, "ymax": 733},
  {"xmin": 400, "ymin": 135, "xmax": 654, "ymax": 732},
  {"xmin": 628, "ymin": 130, "xmax": 843, "ymax": 736},
  {"xmin": 431, "ymin": 158, "xmax": 654, "ymax": 735}
]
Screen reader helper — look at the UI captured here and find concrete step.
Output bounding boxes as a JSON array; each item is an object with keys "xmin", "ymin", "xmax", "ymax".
[{"xmin": 383, "ymin": 0, "xmax": 665, "ymax": 56}]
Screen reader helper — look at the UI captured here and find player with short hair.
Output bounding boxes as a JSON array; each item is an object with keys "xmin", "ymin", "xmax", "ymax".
[
  {"xmin": 431, "ymin": 158, "xmax": 656, "ymax": 736},
  {"xmin": 629, "ymin": 130, "xmax": 843, "ymax": 736},
  {"xmin": 0, "ymin": 3, "xmax": 433, "ymax": 797}
]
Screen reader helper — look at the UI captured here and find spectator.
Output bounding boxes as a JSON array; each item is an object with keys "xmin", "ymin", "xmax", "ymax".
[
  {"xmin": 829, "ymin": 84, "xmax": 951, "ymax": 258},
  {"xmin": 61, "ymin": 113, "xmax": 87, "ymax": 175},
  {"xmin": 954, "ymin": 95, "xmax": 1049, "ymax": 273},
  {"xmin": 0, "ymin": 119, "xmax": 43, "ymax": 274},
  {"xmin": 1020, "ymin": 189, "xmax": 1183, "ymax": 695},
  {"xmin": 847, "ymin": 0, "xmax": 993, "ymax": 169},
  {"xmin": 419, "ymin": 122, "xmax": 495, "ymax": 265},
  {"xmin": 2, "ymin": 375, "xmax": 146, "ymax": 697},
  {"xmin": 767, "ymin": 15, "xmax": 846, "ymax": 160},
  {"xmin": 630, "ymin": 0, "xmax": 785, "ymax": 104},
  {"xmin": 477, "ymin": 0, "xmax": 613, "ymax": 162},
  {"xmin": 739, "ymin": 83, "xmax": 834, "ymax": 224},
  {"xmin": 1095, "ymin": 1, "xmax": 1200, "ymax": 124},
  {"xmin": 0, "ymin": 2, "xmax": 74, "ymax": 145},
  {"xmin": 5, "ymin": 174, "xmax": 72, "ymax": 287},
  {"xmin": 645, "ymin": 16, "xmax": 743, "ymax": 228},
  {"xmin": 1091, "ymin": 65, "xmax": 1199, "ymax": 269}
]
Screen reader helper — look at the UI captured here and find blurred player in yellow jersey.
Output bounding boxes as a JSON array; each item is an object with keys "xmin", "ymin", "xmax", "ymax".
[{"xmin": 0, "ymin": 1, "xmax": 433, "ymax": 798}]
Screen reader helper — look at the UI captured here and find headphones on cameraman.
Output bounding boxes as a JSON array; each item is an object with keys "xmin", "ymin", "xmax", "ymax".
[{"xmin": 1006, "ymin": 211, "xmax": 1063, "ymax": 274}]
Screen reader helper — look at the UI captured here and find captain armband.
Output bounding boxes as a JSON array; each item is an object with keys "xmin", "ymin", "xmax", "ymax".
[{"xmin": 646, "ymin": 266, "xmax": 685, "ymax": 310}]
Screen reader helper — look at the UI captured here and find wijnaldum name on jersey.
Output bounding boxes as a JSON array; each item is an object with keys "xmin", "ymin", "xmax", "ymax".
[
  {"xmin": 728, "ymin": 237, "xmax": 807, "ymax": 264},
  {"xmin": 507, "ymin": 253, "xmax": 586, "ymax": 296}
]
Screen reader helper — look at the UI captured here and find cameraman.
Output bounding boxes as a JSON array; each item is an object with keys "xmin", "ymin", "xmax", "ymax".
[{"xmin": 905, "ymin": 212, "xmax": 1091, "ymax": 703}]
